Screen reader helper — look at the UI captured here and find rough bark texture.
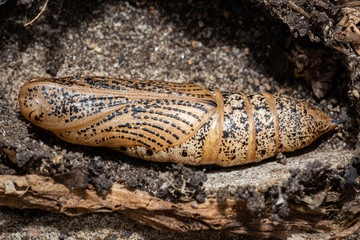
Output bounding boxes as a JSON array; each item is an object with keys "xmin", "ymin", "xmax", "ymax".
[{"xmin": 1, "ymin": 174, "xmax": 359, "ymax": 239}]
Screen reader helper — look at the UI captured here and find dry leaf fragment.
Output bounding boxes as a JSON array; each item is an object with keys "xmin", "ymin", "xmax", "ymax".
[{"xmin": 334, "ymin": 8, "xmax": 360, "ymax": 54}]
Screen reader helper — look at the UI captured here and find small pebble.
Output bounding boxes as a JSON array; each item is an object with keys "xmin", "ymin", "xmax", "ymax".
[
  {"xmin": 264, "ymin": 83, "xmax": 271, "ymax": 91},
  {"xmin": 330, "ymin": 98, "xmax": 337, "ymax": 104},
  {"xmin": 149, "ymin": 52, "xmax": 157, "ymax": 63},
  {"xmin": 191, "ymin": 40, "xmax": 202, "ymax": 49},
  {"xmin": 352, "ymin": 89, "xmax": 359, "ymax": 99},
  {"xmin": 244, "ymin": 47, "xmax": 250, "ymax": 55}
]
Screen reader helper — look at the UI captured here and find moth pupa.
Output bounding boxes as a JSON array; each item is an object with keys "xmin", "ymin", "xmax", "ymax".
[{"xmin": 18, "ymin": 76, "xmax": 337, "ymax": 167}]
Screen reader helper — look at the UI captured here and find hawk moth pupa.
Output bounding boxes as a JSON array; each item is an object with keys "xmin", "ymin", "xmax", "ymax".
[{"xmin": 18, "ymin": 76, "xmax": 336, "ymax": 167}]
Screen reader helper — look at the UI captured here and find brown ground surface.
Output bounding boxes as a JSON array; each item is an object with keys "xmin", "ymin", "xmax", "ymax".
[{"xmin": 0, "ymin": 0, "xmax": 359, "ymax": 239}]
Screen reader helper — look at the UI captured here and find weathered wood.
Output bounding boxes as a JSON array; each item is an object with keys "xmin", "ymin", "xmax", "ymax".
[{"xmin": 1, "ymin": 174, "xmax": 359, "ymax": 238}]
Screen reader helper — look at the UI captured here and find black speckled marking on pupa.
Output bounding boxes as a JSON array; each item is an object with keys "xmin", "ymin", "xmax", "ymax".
[
  {"xmin": 19, "ymin": 76, "xmax": 219, "ymax": 152},
  {"xmin": 19, "ymin": 77, "xmax": 336, "ymax": 167}
]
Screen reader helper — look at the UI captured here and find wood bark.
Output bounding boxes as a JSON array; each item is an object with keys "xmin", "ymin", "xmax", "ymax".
[{"xmin": 1, "ymin": 174, "xmax": 359, "ymax": 238}]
